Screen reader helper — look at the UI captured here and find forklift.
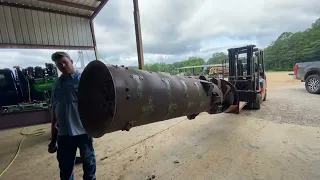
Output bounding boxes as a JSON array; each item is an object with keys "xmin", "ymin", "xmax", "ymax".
[{"xmin": 224, "ymin": 45, "xmax": 267, "ymax": 113}]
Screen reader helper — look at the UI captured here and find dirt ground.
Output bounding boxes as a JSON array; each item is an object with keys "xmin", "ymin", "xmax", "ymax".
[
  {"xmin": 264, "ymin": 71, "xmax": 301, "ymax": 89},
  {"xmin": 1, "ymin": 71, "xmax": 320, "ymax": 180}
]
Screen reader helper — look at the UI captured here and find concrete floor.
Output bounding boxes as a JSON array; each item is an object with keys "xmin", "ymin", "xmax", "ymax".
[{"xmin": 1, "ymin": 112, "xmax": 320, "ymax": 180}]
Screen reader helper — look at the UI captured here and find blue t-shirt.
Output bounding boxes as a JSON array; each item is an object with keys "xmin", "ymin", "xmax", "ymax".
[{"xmin": 51, "ymin": 71, "xmax": 87, "ymax": 136}]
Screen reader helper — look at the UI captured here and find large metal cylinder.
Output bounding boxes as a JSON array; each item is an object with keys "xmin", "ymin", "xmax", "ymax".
[{"xmin": 78, "ymin": 60, "xmax": 238, "ymax": 138}]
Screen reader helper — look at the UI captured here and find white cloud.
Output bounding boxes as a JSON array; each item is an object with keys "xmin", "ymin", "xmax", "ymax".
[{"xmin": 0, "ymin": 0, "xmax": 319, "ymax": 68}]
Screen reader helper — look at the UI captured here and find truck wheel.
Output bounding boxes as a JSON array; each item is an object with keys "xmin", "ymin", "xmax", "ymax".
[
  {"xmin": 252, "ymin": 93, "xmax": 262, "ymax": 110},
  {"xmin": 305, "ymin": 75, "xmax": 320, "ymax": 94}
]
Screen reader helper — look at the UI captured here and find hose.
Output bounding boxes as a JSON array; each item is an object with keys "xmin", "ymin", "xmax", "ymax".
[{"xmin": 0, "ymin": 127, "xmax": 46, "ymax": 178}]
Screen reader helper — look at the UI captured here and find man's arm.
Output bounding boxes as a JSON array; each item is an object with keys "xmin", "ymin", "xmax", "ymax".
[
  {"xmin": 50, "ymin": 80, "xmax": 58, "ymax": 141},
  {"xmin": 48, "ymin": 106, "xmax": 58, "ymax": 153},
  {"xmin": 51, "ymin": 108, "xmax": 58, "ymax": 141},
  {"xmin": 48, "ymin": 80, "xmax": 59, "ymax": 153}
]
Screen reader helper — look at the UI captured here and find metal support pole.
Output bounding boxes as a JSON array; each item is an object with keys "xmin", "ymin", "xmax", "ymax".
[
  {"xmin": 78, "ymin": 50, "xmax": 85, "ymax": 68},
  {"xmin": 93, "ymin": 46, "xmax": 99, "ymax": 61},
  {"xmin": 90, "ymin": 20, "xmax": 99, "ymax": 61},
  {"xmin": 133, "ymin": 0, "xmax": 144, "ymax": 69}
]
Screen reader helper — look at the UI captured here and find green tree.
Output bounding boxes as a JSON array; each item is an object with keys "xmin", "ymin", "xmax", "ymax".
[
  {"xmin": 264, "ymin": 18, "xmax": 320, "ymax": 71},
  {"xmin": 207, "ymin": 52, "xmax": 228, "ymax": 64},
  {"xmin": 144, "ymin": 57, "xmax": 205, "ymax": 74}
]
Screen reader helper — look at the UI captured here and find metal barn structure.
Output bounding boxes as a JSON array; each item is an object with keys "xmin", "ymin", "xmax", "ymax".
[
  {"xmin": 0, "ymin": 0, "xmax": 145, "ymax": 68},
  {"xmin": 0, "ymin": 0, "xmax": 145, "ymax": 130},
  {"xmin": 0, "ymin": 0, "xmax": 109, "ymax": 59}
]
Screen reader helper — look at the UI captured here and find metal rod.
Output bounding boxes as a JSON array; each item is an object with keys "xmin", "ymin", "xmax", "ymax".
[
  {"xmin": 90, "ymin": 20, "xmax": 99, "ymax": 60},
  {"xmin": 93, "ymin": 46, "xmax": 99, "ymax": 60},
  {"xmin": 133, "ymin": 0, "xmax": 144, "ymax": 70}
]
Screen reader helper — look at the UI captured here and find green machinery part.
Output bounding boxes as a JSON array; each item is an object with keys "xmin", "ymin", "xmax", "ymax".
[{"xmin": 32, "ymin": 77, "xmax": 57, "ymax": 92}]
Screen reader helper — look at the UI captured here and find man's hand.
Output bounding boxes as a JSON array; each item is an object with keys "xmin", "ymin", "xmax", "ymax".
[
  {"xmin": 48, "ymin": 139, "xmax": 57, "ymax": 153},
  {"xmin": 49, "ymin": 108, "xmax": 58, "ymax": 154}
]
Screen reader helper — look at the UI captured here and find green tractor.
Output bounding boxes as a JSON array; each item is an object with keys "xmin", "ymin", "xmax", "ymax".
[{"xmin": 1, "ymin": 63, "xmax": 58, "ymax": 110}]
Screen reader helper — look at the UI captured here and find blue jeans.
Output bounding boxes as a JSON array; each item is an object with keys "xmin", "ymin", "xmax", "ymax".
[{"xmin": 57, "ymin": 134, "xmax": 96, "ymax": 180}]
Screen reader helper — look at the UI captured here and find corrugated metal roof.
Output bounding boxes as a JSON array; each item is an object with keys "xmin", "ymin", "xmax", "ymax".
[
  {"xmin": 0, "ymin": 0, "xmax": 109, "ymax": 50},
  {"xmin": 0, "ymin": 0, "xmax": 108, "ymax": 18}
]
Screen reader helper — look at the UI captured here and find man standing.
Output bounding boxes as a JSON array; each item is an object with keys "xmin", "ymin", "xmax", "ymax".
[{"xmin": 48, "ymin": 52, "xmax": 96, "ymax": 180}]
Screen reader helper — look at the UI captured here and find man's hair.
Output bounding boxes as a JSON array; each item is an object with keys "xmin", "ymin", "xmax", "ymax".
[{"xmin": 51, "ymin": 51, "xmax": 71, "ymax": 62}]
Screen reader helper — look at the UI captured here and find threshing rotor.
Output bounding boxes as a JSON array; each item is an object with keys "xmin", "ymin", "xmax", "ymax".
[{"xmin": 78, "ymin": 60, "xmax": 239, "ymax": 138}]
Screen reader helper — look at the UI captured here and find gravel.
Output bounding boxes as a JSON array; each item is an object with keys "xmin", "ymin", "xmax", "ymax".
[{"xmin": 240, "ymin": 85, "xmax": 320, "ymax": 127}]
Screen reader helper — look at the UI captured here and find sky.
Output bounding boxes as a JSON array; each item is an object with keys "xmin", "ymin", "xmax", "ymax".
[{"xmin": 0, "ymin": 0, "xmax": 319, "ymax": 69}]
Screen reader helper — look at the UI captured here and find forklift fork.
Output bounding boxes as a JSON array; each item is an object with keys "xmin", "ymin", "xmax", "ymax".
[{"xmin": 224, "ymin": 101, "xmax": 247, "ymax": 114}]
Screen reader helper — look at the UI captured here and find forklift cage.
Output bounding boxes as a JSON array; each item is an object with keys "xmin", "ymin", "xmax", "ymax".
[{"xmin": 227, "ymin": 45, "xmax": 265, "ymax": 102}]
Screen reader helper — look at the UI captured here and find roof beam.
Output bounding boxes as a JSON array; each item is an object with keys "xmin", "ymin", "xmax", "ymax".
[
  {"xmin": 38, "ymin": 0, "xmax": 96, "ymax": 11},
  {"xmin": 0, "ymin": 1, "xmax": 89, "ymax": 18},
  {"xmin": 91, "ymin": 0, "xmax": 109, "ymax": 19},
  {"xmin": 0, "ymin": 43, "xmax": 94, "ymax": 50}
]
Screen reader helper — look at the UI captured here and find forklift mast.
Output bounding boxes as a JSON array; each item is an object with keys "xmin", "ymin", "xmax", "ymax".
[
  {"xmin": 226, "ymin": 45, "xmax": 266, "ymax": 104},
  {"xmin": 228, "ymin": 45, "xmax": 255, "ymax": 80},
  {"xmin": 227, "ymin": 45, "xmax": 265, "ymax": 90}
]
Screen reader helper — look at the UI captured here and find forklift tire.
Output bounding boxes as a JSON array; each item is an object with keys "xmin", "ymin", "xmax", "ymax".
[
  {"xmin": 263, "ymin": 90, "xmax": 267, "ymax": 101},
  {"xmin": 252, "ymin": 93, "xmax": 262, "ymax": 110}
]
